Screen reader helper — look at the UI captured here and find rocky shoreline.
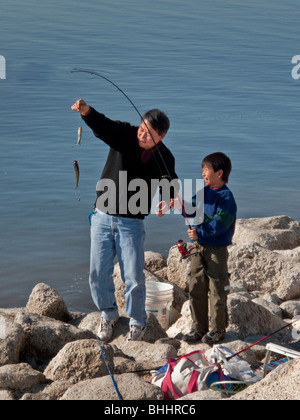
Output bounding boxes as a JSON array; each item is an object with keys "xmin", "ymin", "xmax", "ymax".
[{"xmin": 0, "ymin": 215, "xmax": 300, "ymax": 400}]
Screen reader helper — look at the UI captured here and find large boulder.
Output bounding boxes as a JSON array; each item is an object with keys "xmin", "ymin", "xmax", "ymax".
[
  {"xmin": 228, "ymin": 243, "xmax": 300, "ymax": 301},
  {"xmin": 60, "ymin": 373, "xmax": 164, "ymax": 400},
  {"xmin": 167, "ymin": 245, "xmax": 191, "ymax": 292},
  {"xmin": 15, "ymin": 311, "xmax": 94, "ymax": 360},
  {"xmin": 0, "ymin": 363, "xmax": 47, "ymax": 392},
  {"xmin": 26, "ymin": 283, "xmax": 71, "ymax": 322},
  {"xmin": 0, "ymin": 313, "xmax": 25, "ymax": 367},
  {"xmin": 44, "ymin": 339, "xmax": 114, "ymax": 384},
  {"xmin": 233, "ymin": 216, "xmax": 300, "ymax": 250},
  {"xmin": 227, "ymin": 293, "xmax": 287, "ymax": 340}
]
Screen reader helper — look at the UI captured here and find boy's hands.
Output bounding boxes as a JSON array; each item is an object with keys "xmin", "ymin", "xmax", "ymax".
[
  {"xmin": 188, "ymin": 228, "xmax": 198, "ymax": 241},
  {"xmin": 156, "ymin": 197, "xmax": 182, "ymax": 217}
]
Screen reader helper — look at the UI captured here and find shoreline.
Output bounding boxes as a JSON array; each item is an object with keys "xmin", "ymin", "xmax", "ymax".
[{"xmin": 0, "ymin": 215, "xmax": 300, "ymax": 400}]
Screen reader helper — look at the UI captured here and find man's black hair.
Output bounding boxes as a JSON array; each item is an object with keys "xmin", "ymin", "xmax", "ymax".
[
  {"xmin": 202, "ymin": 152, "xmax": 232, "ymax": 183},
  {"xmin": 142, "ymin": 109, "xmax": 170, "ymax": 136}
]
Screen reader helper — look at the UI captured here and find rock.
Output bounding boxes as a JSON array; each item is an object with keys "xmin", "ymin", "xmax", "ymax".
[
  {"xmin": 231, "ymin": 357, "xmax": 300, "ymax": 400},
  {"xmin": 144, "ymin": 251, "xmax": 167, "ymax": 271},
  {"xmin": 70, "ymin": 311, "xmax": 101, "ymax": 333},
  {"xmin": 167, "ymin": 245, "xmax": 191, "ymax": 291},
  {"xmin": 0, "ymin": 314, "xmax": 25, "ymax": 367},
  {"xmin": 26, "ymin": 283, "xmax": 71, "ymax": 322},
  {"xmin": 178, "ymin": 389, "xmax": 224, "ymax": 400},
  {"xmin": 261, "ymin": 293, "xmax": 282, "ymax": 306},
  {"xmin": 0, "ymin": 363, "xmax": 47, "ymax": 391},
  {"xmin": 1, "ymin": 216, "xmax": 300, "ymax": 401},
  {"xmin": 44, "ymin": 339, "xmax": 114, "ymax": 384},
  {"xmin": 116, "ymin": 341, "xmax": 177, "ymax": 366},
  {"xmin": 233, "ymin": 216, "xmax": 300, "ymax": 250},
  {"xmin": 228, "ymin": 243, "xmax": 300, "ymax": 301},
  {"xmin": 280, "ymin": 300, "xmax": 300, "ymax": 318},
  {"xmin": 167, "ymin": 300, "xmax": 192, "ymax": 339},
  {"xmin": 143, "ymin": 313, "xmax": 168, "ymax": 343},
  {"xmin": 252, "ymin": 298, "xmax": 282, "ymax": 318},
  {"xmin": 60, "ymin": 373, "xmax": 164, "ymax": 400},
  {"xmin": 20, "ymin": 380, "xmax": 71, "ymax": 400},
  {"xmin": 227, "ymin": 293, "xmax": 286, "ymax": 340},
  {"xmin": 113, "ymin": 357, "xmax": 145, "ymax": 375},
  {"xmin": 15, "ymin": 311, "xmax": 94, "ymax": 360},
  {"xmin": 0, "ymin": 389, "xmax": 15, "ymax": 400},
  {"xmin": 275, "ymin": 246, "xmax": 300, "ymax": 260}
]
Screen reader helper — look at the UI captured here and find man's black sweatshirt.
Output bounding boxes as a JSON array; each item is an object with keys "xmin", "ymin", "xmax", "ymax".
[{"xmin": 82, "ymin": 108, "xmax": 178, "ymax": 219}]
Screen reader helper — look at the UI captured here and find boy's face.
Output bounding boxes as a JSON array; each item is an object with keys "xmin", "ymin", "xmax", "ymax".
[{"xmin": 202, "ymin": 165, "xmax": 225, "ymax": 188}]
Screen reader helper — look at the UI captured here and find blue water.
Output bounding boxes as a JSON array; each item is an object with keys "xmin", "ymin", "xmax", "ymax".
[{"xmin": 0, "ymin": 0, "xmax": 299, "ymax": 311}]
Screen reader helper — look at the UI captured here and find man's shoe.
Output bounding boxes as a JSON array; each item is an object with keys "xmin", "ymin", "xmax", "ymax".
[
  {"xmin": 97, "ymin": 317, "xmax": 119, "ymax": 342},
  {"xmin": 202, "ymin": 330, "xmax": 226, "ymax": 345},
  {"xmin": 182, "ymin": 330, "xmax": 207, "ymax": 343},
  {"xmin": 128, "ymin": 325, "xmax": 146, "ymax": 342}
]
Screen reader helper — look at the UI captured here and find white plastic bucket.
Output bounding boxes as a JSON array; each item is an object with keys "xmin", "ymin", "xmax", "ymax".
[{"xmin": 145, "ymin": 281, "xmax": 174, "ymax": 330}]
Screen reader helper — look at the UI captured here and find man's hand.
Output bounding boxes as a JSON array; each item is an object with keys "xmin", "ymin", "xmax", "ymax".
[
  {"xmin": 170, "ymin": 198, "xmax": 182, "ymax": 211},
  {"xmin": 71, "ymin": 99, "xmax": 91, "ymax": 116},
  {"xmin": 188, "ymin": 228, "xmax": 198, "ymax": 241},
  {"xmin": 155, "ymin": 201, "xmax": 169, "ymax": 217}
]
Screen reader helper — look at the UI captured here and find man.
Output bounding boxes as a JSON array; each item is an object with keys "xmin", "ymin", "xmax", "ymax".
[{"xmin": 71, "ymin": 99, "xmax": 178, "ymax": 342}]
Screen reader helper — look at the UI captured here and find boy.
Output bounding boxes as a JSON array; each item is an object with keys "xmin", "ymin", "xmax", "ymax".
[{"xmin": 180, "ymin": 152, "xmax": 237, "ymax": 345}]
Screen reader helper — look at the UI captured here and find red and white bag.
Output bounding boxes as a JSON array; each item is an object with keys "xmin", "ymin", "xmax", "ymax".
[{"xmin": 151, "ymin": 350, "xmax": 225, "ymax": 400}]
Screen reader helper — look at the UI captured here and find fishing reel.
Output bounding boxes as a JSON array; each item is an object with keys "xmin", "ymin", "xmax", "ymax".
[{"xmin": 177, "ymin": 240, "xmax": 200, "ymax": 260}]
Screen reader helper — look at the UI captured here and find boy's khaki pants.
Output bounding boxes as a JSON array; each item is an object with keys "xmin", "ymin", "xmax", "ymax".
[{"xmin": 189, "ymin": 245, "xmax": 229, "ymax": 333}]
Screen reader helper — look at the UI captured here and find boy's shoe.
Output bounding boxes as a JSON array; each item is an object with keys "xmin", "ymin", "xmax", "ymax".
[
  {"xmin": 97, "ymin": 317, "xmax": 119, "ymax": 342},
  {"xmin": 202, "ymin": 330, "xmax": 226, "ymax": 345},
  {"xmin": 182, "ymin": 329, "xmax": 207, "ymax": 343},
  {"xmin": 128, "ymin": 325, "xmax": 146, "ymax": 342}
]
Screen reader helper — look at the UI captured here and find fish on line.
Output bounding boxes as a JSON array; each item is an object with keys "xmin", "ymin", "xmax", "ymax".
[
  {"xmin": 73, "ymin": 160, "xmax": 80, "ymax": 201},
  {"xmin": 74, "ymin": 126, "xmax": 82, "ymax": 146}
]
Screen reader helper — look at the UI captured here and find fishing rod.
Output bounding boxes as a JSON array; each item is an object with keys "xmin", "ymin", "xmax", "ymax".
[
  {"xmin": 91, "ymin": 323, "xmax": 122, "ymax": 400},
  {"xmin": 224, "ymin": 319, "xmax": 298, "ymax": 364}
]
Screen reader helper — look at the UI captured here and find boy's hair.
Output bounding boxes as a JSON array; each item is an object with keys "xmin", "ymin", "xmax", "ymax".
[
  {"xmin": 142, "ymin": 109, "xmax": 170, "ymax": 136},
  {"xmin": 202, "ymin": 152, "xmax": 232, "ymax": 183}
]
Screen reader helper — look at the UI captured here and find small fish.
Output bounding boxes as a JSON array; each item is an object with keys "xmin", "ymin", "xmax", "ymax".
[
  {"xmin": 74, "ymin": 126, "xmax": 82, "ymax": 146},
  {"xmin": 73, "ymin": 160, "xmax": 80, "ymax": 201}
]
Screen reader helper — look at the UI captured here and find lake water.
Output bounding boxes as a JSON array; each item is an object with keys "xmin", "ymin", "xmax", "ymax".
[{"xmin": 0, "ymin": 0, "xmax": 299, "ymax": 312}]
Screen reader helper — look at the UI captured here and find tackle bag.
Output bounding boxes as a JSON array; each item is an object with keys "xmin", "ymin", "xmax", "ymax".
[{"xmin": 151, "ymin": 350, "xmax": 228, "ymax": 400}]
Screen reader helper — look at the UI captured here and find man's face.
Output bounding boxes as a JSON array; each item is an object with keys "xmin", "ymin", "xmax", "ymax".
[{"xmin": 137, "ymin": 120, "xmax": 166, "ymax": 150}]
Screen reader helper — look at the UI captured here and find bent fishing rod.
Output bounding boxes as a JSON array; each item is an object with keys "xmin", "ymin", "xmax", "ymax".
[{"xmin": 69, "ymin": 69, "xmax": 169, "ymax": 180}]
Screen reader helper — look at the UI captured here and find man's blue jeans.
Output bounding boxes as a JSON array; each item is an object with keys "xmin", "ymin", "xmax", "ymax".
[{"xmin": 89, "ymin": 209, "xmax": 147, "ymax": 327}]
